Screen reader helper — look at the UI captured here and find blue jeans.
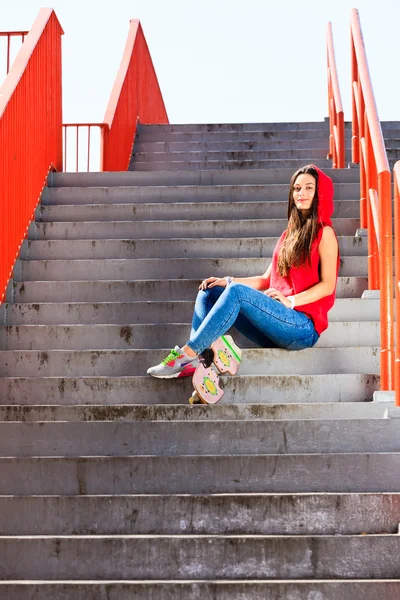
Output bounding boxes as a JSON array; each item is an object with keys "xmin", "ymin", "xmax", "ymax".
[{"xmin": 186, "ymin": 282, "xmax": 319, "ymax": 354}]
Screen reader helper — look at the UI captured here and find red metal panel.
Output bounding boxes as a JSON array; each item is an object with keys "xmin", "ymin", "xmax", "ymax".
[
  {"xmin": 0, "ymin": 9, "xmax": 63, "ymax": 304},
  {"xmin": 102, "ymin": 20, "xmax": 169, "ymax": 171}
]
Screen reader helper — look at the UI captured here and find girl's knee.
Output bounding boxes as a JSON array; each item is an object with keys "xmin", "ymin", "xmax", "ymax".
[
  {"xmin": 196, "ymin": 285, "xmax": 224, "ymax": 305},
  {"xmin": 199, "ymin": 287, "xmax": 217, "ymax": 299},
  {"xmin": 208, "ymin": 285, "xmax": 226, "ymax": 297},
  {"xmin": 226, "ymin": 282, "xmax": 245, "ymax": 297}
]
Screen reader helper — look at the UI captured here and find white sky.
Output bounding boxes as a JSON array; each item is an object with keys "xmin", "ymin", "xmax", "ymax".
[{"xmin": 0, "ymin": 0, "xmax": 398, "ymax": 126}]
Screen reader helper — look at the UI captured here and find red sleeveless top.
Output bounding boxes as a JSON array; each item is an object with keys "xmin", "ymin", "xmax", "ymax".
[
  {"xmin": 269, "ymin": 166, "xmax": 339, "ymax": 336},
  {"xmin": 270, "ymin": 228, "xmax": 338, "ymax": 335}
]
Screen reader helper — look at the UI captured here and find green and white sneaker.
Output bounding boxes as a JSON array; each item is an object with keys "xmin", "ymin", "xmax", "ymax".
[{"xmin": 147, "ymin": 346, "xmax": 199, "ymax": 379}]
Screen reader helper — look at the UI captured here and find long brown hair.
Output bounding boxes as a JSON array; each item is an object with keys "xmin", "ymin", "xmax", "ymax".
[{"xmin": 277, "ymin": 165, "xmax": 320, "ymax": 277}]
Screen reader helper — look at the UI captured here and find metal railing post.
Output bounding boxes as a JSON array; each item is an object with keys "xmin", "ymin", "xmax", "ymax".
[
  {"xmin": 394, "ymin": 162, "xmax": 400, "ymax": 405},
  {"xmin": 350, "ymin": 8, "xmax": 394, "ymax": 391},
  {"xmin": 326, "ymin": 22, "xmax": 345, "ymax": 168}
]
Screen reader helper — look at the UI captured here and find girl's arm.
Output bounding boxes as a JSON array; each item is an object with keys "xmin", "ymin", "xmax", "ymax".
[
  {"xmin": 265, "ymin": 226, "xmax": 338, "ymax": 308},
  {"xmin": 233, "ymin": 264, "xmax": 272, "ymax": 290},
  {"xmin": 199, "ymin": 264, "xmax": 272, "ymax": 291}
]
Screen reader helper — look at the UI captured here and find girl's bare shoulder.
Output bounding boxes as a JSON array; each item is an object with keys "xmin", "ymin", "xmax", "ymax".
[
  {"xmin": 319, "ymin": 225, "xmax": 338, "ymax": 252},
  {"xmin": 321, "ymin": 225, "xmax": 337, "ymax": 240}
]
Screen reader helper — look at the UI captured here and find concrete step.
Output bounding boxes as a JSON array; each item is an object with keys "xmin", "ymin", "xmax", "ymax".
[
  {"xmin": 132, "ymin": 148, "xmax": 330, "ymax": 162},
  {"xmin": 9, "ymin": 276, "xmax": 368, "ymax": 303},
  {"xmin": 135, "ymin": 125, "xmax": 400, "ymax": 143},
  {"xmin": 0, "ymin": 402, "xmax": 391, "ymax": 422},
  {"xmin": 134, "ymin": 139, "xmax": 400, "ymax": 153},
  {"xmin": 138, "ymin": 120, "xmax": 397, "ymax": 134},
  {"xmin": 14, "ymin": 256, "xmax": 368, "ymax": 281},
  {"xmin": 131, "ymin": 158, "xmax": 333, "ymax": 171},
  {"xmin": 1, "ymin": 419, "xmax": 400, "ymax": 457},
  {"xmin": 48, "ymin": 167, "xmax": 361, "ymax": 188},
  {"xmin": 133, "ymin": 148, "xmax": 400, "ymax": 163},
  {"xmin": 136, "ymin": 130, "xmax": 336, "ymax": 143},
  {"xmin": 43, "ymin": 182, "xmax": 359, "ymax": 204},
  {"xmin": 0, "ymin": 299, "xmax": 380, "ymax": 326},
  {"xmin": 36, "ymin": 199, "xmax": 360, "ymax": 222},
  {"xmin": 0, "ymin": 347, "xmax": 380, "ymax": 377},
  {"xmin": 0, "ymin": 322, "xmax": 381, "ymax": 350},
  {"xmin": 20, "ymin": 236, "xmax": 367, "ymax": 260},
  {"xmin": 1, "ymin": 581, "xmax": 400, "ymax": 600},
  {"xmin": 1, "ymin": 534, "xmax": 400, "ymax": 579},
  {"xmin": 0, "ymin": 297, "xmax": 381, "ymax": 325},
  {"xmin": 28, "ymin": 217, "xmax": 360, "ymax": 240},
  {"xmin": 0, "ymin": 450, "xmax": 392, "ymax": 497},
  {"xmin": 140, "ymin": 122, "xmax": 333, "ymax": 133},
  {"xmin": 0, "ymin": 492, "xmax": 399, "ymax": 535},
  {"xmin": 0, "ymin": 453, "xmax": 400, "ymax": 494},
  {"xmin": 0, "ymin": 373, "xmax": 379, "ymax": 404},
  {"xmin": 135, "ymin": 138, "xmax": 339, "ymax": 152}
]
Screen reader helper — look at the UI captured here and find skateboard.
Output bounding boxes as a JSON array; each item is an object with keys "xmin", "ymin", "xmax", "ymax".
[{"xmin": 189, "ymin": 335, "xmax": 242, "ymax": 405}]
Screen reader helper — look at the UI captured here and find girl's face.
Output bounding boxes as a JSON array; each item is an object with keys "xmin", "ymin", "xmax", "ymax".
[{"xmin": 292, "ymin": 173, "xmax": 316, "ymax": 215}]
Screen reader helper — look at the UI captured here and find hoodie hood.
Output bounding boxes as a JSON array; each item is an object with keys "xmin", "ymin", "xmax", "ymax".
[{"xmin": 312, "ymin": 165, "xmax": 334, "ymax": 227}]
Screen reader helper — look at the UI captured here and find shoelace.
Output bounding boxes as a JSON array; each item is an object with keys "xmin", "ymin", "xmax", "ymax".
[{"xmin": 161, "ymin": 348, "xmax": 181, "ymax": 366}]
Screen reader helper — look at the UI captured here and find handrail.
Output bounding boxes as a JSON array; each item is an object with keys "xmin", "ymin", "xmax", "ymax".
[
  {"xmin": 0, "ymin": 31, "xmax": 29, "ymax": 74},
  {"xmin": 102, "ymin": 19, "xmax": 168, "ymax": 171},
  {"xmin": 326, "ymin": 22, "xmax": 345, "ymax": 168},
  {"xmin": 0, "ymin": 8, "xmax": 63, "ymax": 304},
  {"xmin": 63, "ymin": 123, "xmax": 108, "ymax": 172},
  {"xmin": 350, "ymin": 8, "xmax": 394, "ymax": 391},
  {"xmin": 394, "ymin": 162, "xmax": 400, "ymax": 406}
]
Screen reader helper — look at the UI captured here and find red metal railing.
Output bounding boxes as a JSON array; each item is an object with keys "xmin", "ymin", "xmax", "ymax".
[
  {"xmin": 0, "ymin": 31, "xmax": 28, "ymax": 75},
  {"xmin": 102, "ymin": 19, "xmax": 168, "ymax": 171},
  {"xmin": 63, "ymin": 123, "xmax": 107, "ymax": 172},
  {"xmin": 0, "ymin": 8, "xmax": 63, "ymax": 303},
  {"xmin": 394, "ymin": 161, "xmax": 400, "ymax": 406},
  {"xmin": 62, "ymin": 20, "xmax": 168, "ymax": 172},
  {"xmin": 326, "ymin": 22, "xmax": 345, "ymax": 168},
  {"xmin": 350, "ymin": 8, "xmax": 393, "ymax": 390}
]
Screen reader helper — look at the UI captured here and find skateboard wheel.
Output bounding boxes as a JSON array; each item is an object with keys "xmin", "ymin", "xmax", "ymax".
[{"xmin": 189, "ymin": 391, "xmax": 204, "ymax": 405}]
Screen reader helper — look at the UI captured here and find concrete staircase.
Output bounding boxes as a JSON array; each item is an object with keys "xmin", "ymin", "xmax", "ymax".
[
  {"xmin": 1, "ymin": 120, "xmax": 400, "ymax": 598},
  {"xmin": 131, "ymin": 119, "xmax": 400, "ymax": 171}
]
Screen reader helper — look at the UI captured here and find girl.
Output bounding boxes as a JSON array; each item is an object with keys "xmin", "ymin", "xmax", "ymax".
[{"xmin": 147, "ymin": 164, "xmax": 339, "ymax": 379}]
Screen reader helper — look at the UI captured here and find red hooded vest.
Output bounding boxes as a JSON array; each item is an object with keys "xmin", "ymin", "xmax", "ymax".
[{"xmin": 269, "ymin": 166, "xmax": 339, "ymax": 336}]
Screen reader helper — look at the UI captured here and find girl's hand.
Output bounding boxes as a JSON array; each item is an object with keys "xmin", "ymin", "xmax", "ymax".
[
  {"xmin": 264, "ymin": 287, "xmax": 291, "ymax": 308},
  {"xmin": 199, "ymin": 277, "xmax": 227, "ymax": 290}
]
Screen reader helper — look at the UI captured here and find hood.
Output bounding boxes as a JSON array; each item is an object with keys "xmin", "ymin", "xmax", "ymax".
[{"xmin": 313, "ymin": 165, "xmax": 334, "ymax": 227}]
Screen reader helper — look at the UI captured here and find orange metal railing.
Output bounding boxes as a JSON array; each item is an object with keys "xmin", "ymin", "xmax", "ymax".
[
  {"xmin": 62, "ymin": 20, "xmax": 168, "ymax": 172},
  {"xmin": 394, "ymin": 161, "xmax": 400, "ymax": 406},
  {"xmin": 0, "ymin": 8, "xmax": 63, "ymax": 303},
  {"xmin": 326, "ymin": 22, "xmax": 345, "ymax": 168},
  {"xmin": 0, "ymin": 31, "xmax": 28, "ymax": 75},
  {"xmin": 350, "ymin": 8, "xmax": 394, "ymax": 390}
]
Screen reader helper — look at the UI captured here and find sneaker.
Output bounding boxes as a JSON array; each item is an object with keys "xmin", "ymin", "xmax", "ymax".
[{"xmin": 147, "ymin": 346, "xmax": 199, "ymax": 379}]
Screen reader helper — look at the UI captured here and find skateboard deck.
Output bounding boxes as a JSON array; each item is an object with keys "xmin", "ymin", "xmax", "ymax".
[
  {"xmin": 212, "ymin": 334, "xmax": 242, "ymax": 375},
  {"xmin": 189, "ymin": 362, "xmax": 224, "ymax": 404},
  {"xmin": 188, "ymin": 335, "xmax": 242, "ymax": 405}
]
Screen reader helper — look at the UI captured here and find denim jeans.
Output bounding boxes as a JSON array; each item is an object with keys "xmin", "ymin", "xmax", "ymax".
[{"xmin": 186, "ymin": 282, "xmax": 319, "ymax": 355}]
